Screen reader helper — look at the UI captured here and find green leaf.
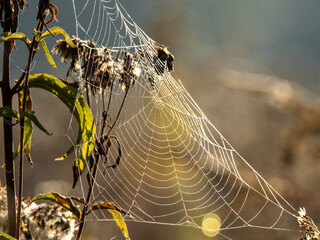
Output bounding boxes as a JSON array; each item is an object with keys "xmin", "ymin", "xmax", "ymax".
[
  {"xmin": 13, "ymin": 119, "xmax": 34, "ymax": 165},
  {"xmin": 109, "ymin": 210, "xmax": 130, "ymax": 240},
  {"xmin": 21, "ymin": 111, "xmax": 52, "ymax": 136},
  {"xmin": 0, "ymin": 106, "xmax": 19, "ymax": 119},
  {"xmin": 40, "ymin": 40, "xmax": 56, "ymax": 68},
  {"xmin": 14, "ymin": 90, "xmax": 34, "ymax": 165},
  {"xmin": 28, "ymin": 74, "xmax": 95, "ymax": 187},
  {"xmin": 40, "ymin": 26, "xmax": 76, "ymax": 48},
  {"xmin": 30, "ymin": 193, "xmax": 80, "ymax": 221},
  {"xmin": 87, "ymin": 201, "xmax": 130, "ymax": 216},
  {"xmin": 0, "ymin": 231, "xmax": 16, "ymax": 240},
  {"xmin": 0, "ymin": 32, "xmax": 30, "ymax": 46}
]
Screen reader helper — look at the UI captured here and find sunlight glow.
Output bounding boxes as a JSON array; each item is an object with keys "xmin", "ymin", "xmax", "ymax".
[{"xmin": 202, "ymin": 214, "xmax": 221, "ymax": 237}]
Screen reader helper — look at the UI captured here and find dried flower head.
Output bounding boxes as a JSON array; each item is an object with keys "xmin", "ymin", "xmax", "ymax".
[
  {"xmin": 298, "ymin": 207, "xmax": 320, "ymax": 240},
  {"xmin": 119, "ymin": 51, "xmax": 141, "ymax": 91},
  {"xmin": 53, "ymin": 37, "xmax": 141, "ymax": 94},
  {"xmin": 52, "ymin": 36, "xmax": 81, "ymax": 74},
  {"xmin": 0, "ymin": 186, "xmax": 78, "ymax": 240},
  {"xmin": 22, "ymin": 202, "xmax": 77, "ymax": 240}
]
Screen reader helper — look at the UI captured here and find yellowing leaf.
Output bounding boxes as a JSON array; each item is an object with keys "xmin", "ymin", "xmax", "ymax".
[
  {"xmin": 28, "ymin": 74, "xmax": 95, "ymax": 188},
  {"xmin": 30, "ymin": 192, "xmax": 80, "ymax": 221},
  {"xmin": 40, "ymin": 26, "xmax": 76, "ymax": 47},
  {"xmin": 0, "ymin": 32, "xmax": 30, "ymax": 46},
  {"xmin": 24, "ymin": 137, "xmax": 33, "ymax": 165},
  {"xmin": 109, "ymin": 210, "xmax": 130, "ymax": 240},
  {"xmin": 54, "ymin": 145, "xmax": 75, "ymax": 161},
  {"xmin": 0, "ymin": 231, "xmax": 16, "ymax": 240},
  {"xmin": 40, "ymin": 40, "xmax": 57, "ymax": 68}
]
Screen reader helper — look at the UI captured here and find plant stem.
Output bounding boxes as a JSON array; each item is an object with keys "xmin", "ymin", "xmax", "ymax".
[
  {"xmin": 2, "ymin": 41, "xmax": 16, "ymax": 237},
  {"xmin": 12, "ymin": 1, "xmax": 22, "ymax": 237},
  {"xmin": 16, "ymin": 48, "xmax": 32, "ymax": 240},
  {"xmin": 1, "ymin": 0, "xmax": 16, "ymax": 237},
  {"xmin": 16, "ymin": 19, "xmax": 44, "ymax": 239}
]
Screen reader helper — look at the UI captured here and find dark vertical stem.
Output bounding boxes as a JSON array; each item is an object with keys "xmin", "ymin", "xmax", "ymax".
[
  {"xmin": 16, "ymin": 19, "xmax": 44, "ymax": 239},
  {"xmin": 1, "ymin": 0, "xmax": 16, "ymax": 237},
  {"xmin": 16, "ymin": 47, "xmax": 32, "ymax": 240},
  {"xmin": 2, "ymin": 43, "xmax": 16, "ymax": 237},
  {"xmin": 12, "ymin": 2, "xmax": 22, "ymax": 237}
]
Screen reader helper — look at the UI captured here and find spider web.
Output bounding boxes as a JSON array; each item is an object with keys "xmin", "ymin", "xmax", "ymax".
[{"xmin": 66, "ymin": 0, "xmax": 299, "ymax": 238}]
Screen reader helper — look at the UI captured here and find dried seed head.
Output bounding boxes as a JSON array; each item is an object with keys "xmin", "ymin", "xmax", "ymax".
[
  {"xmin": 52, "ymin": 37, "xmax": 80, "ymax": 73},
  {"xmin": 53, "ymin": 37, "xmax": 142, "ymax": 94},
  {"xmin": 0, "ymin": 186, "xmax": 78, "ymax": 239},
  {"xmin": 298, "ymin": 207, "xmax": 320, "ymax": 240}
]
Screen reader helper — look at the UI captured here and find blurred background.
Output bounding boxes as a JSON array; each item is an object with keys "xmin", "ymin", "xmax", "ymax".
[{"xmin": 1, "ymin": 0, "xmax": 320, "ymax": 239}]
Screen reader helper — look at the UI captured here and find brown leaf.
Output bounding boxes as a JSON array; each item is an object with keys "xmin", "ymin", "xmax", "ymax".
[{"xmin": 87, "ymin": 201, "xmax": 130, "ymax": 216}]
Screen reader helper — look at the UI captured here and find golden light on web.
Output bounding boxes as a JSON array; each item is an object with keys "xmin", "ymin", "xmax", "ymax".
[{"xmin": 201, "ymin": 214, "xmax": 221, "ymax": 237}]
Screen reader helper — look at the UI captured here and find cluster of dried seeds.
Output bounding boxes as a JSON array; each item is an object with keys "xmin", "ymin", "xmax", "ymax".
[
  {"xmin": 53, "ymin": 37, "xmax": 175, "ymax": 93},
  {"xmin": 0, "ymin": 186, "xmax": 78, "ymax": 240},
  {"xmin": 298, "ymin": 207, "xmax": 320, "ymax": 240},
  {"xmin": 52, "ymin": 37, "xmax": 141, "ymax": 94}
]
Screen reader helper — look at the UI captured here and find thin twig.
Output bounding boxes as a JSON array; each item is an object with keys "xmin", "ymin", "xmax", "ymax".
[
  {"xmin": 11, "ymin": 70, "xmax": 26, "ymax": 94},
  {"xmin": 107, "ymin": 86, "xmax": 130, "ymax": 136},
  {"xmin": 105, "ymin": 81, "xmax": 114, "ymax": 120}
]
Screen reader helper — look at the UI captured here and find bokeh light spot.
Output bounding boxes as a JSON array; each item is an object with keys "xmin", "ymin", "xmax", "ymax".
[{"xmin": 201, "ymin": 214, "xmax": 221, "ymax": 237}]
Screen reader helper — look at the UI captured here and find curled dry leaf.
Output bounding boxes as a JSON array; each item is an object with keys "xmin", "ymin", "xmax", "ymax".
[{"xmin": 30, "ymin": 192, "xmax": 81, "ymax": 221}]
